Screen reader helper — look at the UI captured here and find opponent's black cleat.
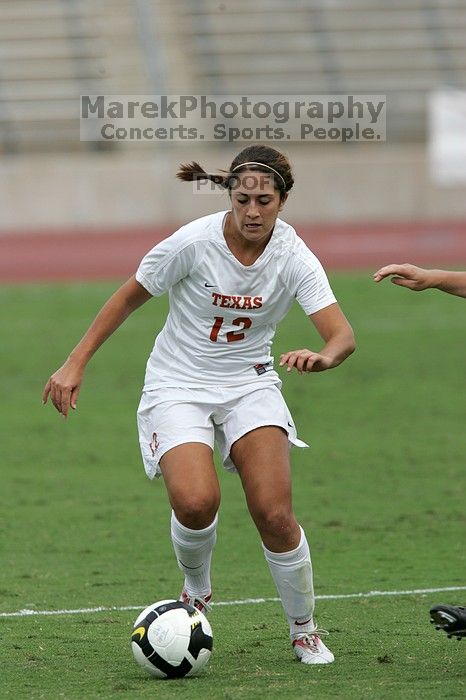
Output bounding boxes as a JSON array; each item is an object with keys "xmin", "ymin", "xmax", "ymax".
[{"xmin": 430, "ymin": 604, "xmax": 466, "ymax": 640}]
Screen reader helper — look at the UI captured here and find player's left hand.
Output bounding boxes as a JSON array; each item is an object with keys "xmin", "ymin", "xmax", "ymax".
[{"xmin": 279, "ymin": 349, "xmax": 333, "ymax": 374}]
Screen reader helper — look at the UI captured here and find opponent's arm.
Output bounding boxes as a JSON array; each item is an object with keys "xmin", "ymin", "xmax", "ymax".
[
  {"xmin": 373, "ymin": 263, "xmax": 466, "ymax": 298},
  {"xmin": 43, "ymin": 275, "xmax": 152, "ymax": 417},
  {"xmin": 279, "ymin": 303, "xmax": 355, "ymax": 374}
]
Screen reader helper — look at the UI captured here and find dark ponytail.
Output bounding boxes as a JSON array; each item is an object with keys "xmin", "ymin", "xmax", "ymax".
[{"xmin": 176, "ymin": 161, "xmax": 229, "ymax": 188}]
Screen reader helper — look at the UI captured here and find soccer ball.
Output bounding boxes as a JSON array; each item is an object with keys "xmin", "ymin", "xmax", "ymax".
[{"xmin": 131, "ymin": 599, "xmax": 213, "ymax": 679}]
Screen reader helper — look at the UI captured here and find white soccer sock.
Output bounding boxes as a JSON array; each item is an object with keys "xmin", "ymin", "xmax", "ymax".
[
  {"xmin": 170, "ymin": 511, "xmax": 217, "ymax": 598},
  {"xmin": 262, "ymin": 526, "xmax": 316, "ymax": 638}
]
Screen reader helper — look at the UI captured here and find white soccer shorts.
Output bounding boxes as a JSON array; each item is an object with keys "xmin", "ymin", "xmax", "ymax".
[{"xmin": 136, "ymin": 383, "xmax": 309, "ymax": 479}]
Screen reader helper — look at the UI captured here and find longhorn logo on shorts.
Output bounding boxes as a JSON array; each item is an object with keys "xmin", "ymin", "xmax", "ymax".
[{"xmin": 149, "ymin": 432, "xmax": 160, "ymax": 457}]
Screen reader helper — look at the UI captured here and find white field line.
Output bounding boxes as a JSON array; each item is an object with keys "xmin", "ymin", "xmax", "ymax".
[{"xmin": 1, "ymin": 585, "xmax": 466, "ymax": 619}]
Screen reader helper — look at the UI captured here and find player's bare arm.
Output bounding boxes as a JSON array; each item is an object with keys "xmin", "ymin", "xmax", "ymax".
[
  {"xmin": 279, "ymin": 303, "xmax": 355, "ymax": 373},
  {"xmin": 373, "ymin": 263, "xmax": 466, "ymax": 297},
  {"xmin": 433, "ymin": 270, "xmax": 466, "ymax": 297},
  {"xmin": 43, "ymin": 275, "xmax": 152, "ymax": 417}
]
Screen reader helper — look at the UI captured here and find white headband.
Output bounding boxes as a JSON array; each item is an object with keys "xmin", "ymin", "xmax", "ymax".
[{"xmin": 231, "ymin": 161, "xmax": 286, "ymax": 190}]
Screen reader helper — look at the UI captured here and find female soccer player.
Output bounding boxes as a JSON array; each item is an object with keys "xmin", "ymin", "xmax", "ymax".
[
  {"xmin": 43, "ymin": 145, "xmax": 355, "ymax": 665},
  {"xmin": 374, "ymin": 261, "xmax": 466, "ymax": 640}
]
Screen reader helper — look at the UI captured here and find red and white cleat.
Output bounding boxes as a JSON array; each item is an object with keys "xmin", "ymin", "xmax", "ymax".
[
  {"xmin": 292, "ymin": 633, "xmax": 335, "ymax": 665},
  {"xmin": 180, "ymin": 589, "xmax": 212, "ymax": 615}
]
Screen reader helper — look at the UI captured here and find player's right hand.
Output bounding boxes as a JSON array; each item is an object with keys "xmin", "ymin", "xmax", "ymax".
[{"xmin": 42, "ymin": 360, "xmax": 84, "ymax": 418}]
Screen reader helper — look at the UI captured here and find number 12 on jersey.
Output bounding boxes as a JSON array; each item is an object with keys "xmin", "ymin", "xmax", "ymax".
[{"xmin": 209, "ymin": 316, "xmax": 252, "ymax": 343}]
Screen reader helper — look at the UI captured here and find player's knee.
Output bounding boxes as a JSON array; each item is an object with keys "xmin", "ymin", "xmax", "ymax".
[
  {"xmin": 254, "ymin": 505, "xmax": 295, "ymax": 539},
  {"xmin": 173, "ymin": 493, "xmax": 220, "ymax": 530}
]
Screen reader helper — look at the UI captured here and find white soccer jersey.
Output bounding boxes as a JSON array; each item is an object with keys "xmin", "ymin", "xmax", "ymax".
[{"xmin": 136, "ymin": 210, "xmax": 336, "ymax": 389}]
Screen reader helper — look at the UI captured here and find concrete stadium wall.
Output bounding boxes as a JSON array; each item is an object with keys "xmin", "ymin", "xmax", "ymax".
[{"xmin": 1, "ymin": 144, "xmax": 465, "ymax": 232}]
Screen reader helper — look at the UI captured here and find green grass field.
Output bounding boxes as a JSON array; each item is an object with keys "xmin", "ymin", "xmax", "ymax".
[{"xmin": 1, "ymin": 274, "xmax": 465, "ymax": 699}]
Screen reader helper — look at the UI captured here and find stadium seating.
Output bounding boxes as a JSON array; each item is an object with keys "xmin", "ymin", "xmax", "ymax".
[
  {"xmin": 0, "ymin": 0, "xmax": 465, "ymax": 150},
  {"xmin": 180, "ymin": 0, "xmax": 466, "ymax": 141},
  {"xmin": 0, "ymin": 0, "xmax": 158, "ymax": 151}
]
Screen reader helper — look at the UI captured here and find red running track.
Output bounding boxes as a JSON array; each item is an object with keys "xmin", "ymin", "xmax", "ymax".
[{"xmin": 1, "ymin": 220, "xmax": 466, "ymax": 283}]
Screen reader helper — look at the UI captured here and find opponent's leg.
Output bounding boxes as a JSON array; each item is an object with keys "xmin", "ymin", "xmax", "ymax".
[
  {"xmin": 160, "ymin": 443, "xmax": 220, "ymax": 611},
  {"xmin": 231, "ymin": 426, "xmax": 333, "ymax": 664}
]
